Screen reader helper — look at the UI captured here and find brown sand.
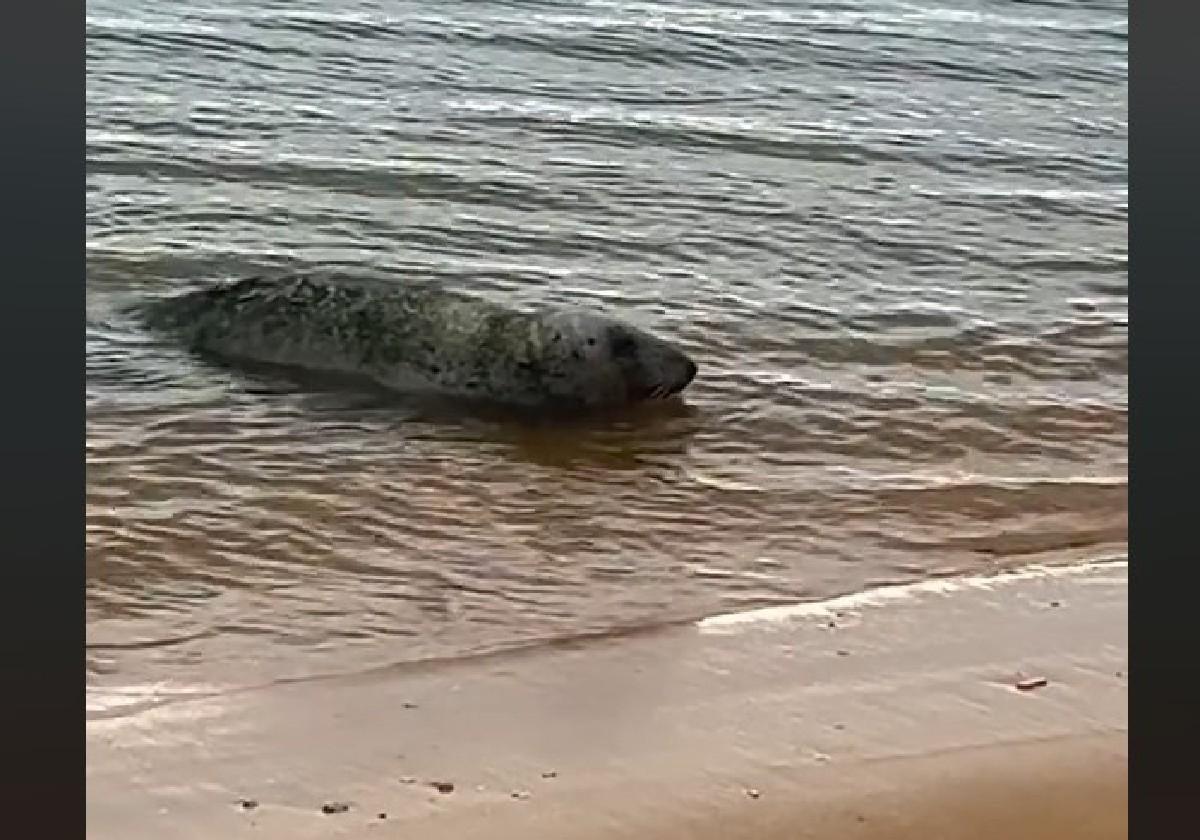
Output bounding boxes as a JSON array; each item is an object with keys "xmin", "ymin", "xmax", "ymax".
[{"xmin": 86, "ymin": 560, "xmax": 1127, "ymax": 839}]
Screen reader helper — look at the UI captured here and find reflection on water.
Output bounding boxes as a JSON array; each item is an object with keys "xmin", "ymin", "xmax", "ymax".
[{"xmin": 87, "ymin": 0, "xmax": 1127, "ymax": 691}]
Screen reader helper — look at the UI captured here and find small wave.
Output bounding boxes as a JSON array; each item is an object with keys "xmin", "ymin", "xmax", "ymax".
[
  {"xmin": 698, "ymin": 556, "xmax": 1127, "ymax": 633},
  {"xmin": 86, "ymin": 681, "xmax": 229, "ymax": 719}
]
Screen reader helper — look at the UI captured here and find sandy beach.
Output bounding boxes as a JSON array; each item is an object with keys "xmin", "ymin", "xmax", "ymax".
[{"xmin": 87, "ymin": 559, "xmax": 1127, "ymax": 839}]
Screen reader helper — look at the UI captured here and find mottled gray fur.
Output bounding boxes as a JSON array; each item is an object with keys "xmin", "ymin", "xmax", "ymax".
[{"xmin": 141, "ymin": 275, "xmax": 698, "ymax": 410}]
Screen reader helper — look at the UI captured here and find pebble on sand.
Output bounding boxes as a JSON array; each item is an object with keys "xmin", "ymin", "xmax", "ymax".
[
  {"xmin": 1015, "ymin": 676, "xmax": 1049, "ymax": 691},
  {"xmin": 321, "ymin": 802, "xmax": 350, "ymax": 815},
  {"xmin": 237, "ymin": 799, "xmax": 258, "ymax": 810},
  {"xmin": 430, "ymin": 781, "xmax": 455, "ymax": 794},
  {"xmin": 745, "ymin": 788, "xmax": 761, "ymax": 799}
]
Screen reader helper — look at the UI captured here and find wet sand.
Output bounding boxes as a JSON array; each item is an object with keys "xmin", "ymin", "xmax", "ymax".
[{"xmin": 86, "ymin": 560, "xmax": 1127, "ymax": 839}]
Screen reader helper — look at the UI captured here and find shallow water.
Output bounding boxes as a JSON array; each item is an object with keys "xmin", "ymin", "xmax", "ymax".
[{"xmin": 86, "ymin": 0, "xmax": 1126, "ymax": 694}]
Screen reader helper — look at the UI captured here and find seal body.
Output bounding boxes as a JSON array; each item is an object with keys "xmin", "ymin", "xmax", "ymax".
[{"xmin": 141, "ymin": 274, "xmax": 698, "ymax": 410}]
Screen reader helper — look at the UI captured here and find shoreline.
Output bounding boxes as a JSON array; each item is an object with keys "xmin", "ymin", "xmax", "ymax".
[
  {"xmin": 87, "ymin": 559, "xmax": 1127, "ymax": 839},
  {"xmin": 87, "ymin": 556, "xmax": 1127, "ymax": 716}
]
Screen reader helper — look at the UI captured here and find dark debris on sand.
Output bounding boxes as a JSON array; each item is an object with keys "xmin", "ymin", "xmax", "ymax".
[{"xmin": 1015, "ymin": 676, "xmax": 1049, "ymax": 691}]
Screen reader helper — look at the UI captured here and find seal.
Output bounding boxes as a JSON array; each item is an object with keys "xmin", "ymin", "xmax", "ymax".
[{"xmin": 141, "ymin": 274, "xmax": 698, "ymax": 411}]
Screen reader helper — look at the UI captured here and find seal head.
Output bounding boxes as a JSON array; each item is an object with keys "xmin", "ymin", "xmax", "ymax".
[{"xmin": 536, "ymin": 310, "xmax": 697, "ymax": 407}]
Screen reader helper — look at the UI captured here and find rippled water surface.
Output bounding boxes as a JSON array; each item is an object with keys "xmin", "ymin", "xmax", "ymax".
[{"xmin": 87, "ymin": 0, "xmax": 1127, "ymax": 695}]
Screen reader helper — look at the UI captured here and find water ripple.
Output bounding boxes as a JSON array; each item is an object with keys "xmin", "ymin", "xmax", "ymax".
[{"xmin": 87, "ymin": 0, "xmax": 1126, "ymax": 689}]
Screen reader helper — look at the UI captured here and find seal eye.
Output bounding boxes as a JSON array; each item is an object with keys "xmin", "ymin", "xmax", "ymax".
[{"xmin": 609, "ymin": 329, "xmax": 638, "ymax": 359}]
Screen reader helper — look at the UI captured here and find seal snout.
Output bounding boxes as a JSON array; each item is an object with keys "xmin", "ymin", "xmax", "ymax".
[
  {"xmin": 682, "ymin": 357, "xmax": 698, "ymax": 388},
  {"xmin": 658, "ymin": 356, "xmax": 695, "ymax": 398},
  {"xmin": 660, "ymin": 352, "xmax": 697, "ymax": 399}
]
